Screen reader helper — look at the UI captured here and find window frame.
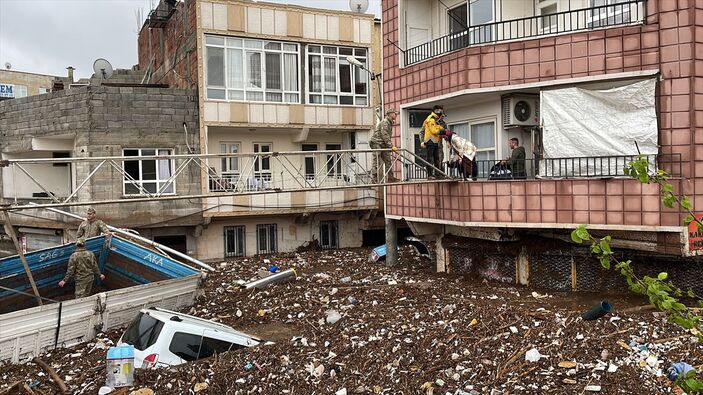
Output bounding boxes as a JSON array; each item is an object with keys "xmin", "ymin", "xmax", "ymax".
[
  {"xmin": 588, "ymin": 0, "xmax": 632, "ymax": 28},
  {"xmin": 253, "ymin": 143, "xmax": 273, "ymax": 182},
  {"xmin": 468, "ymin": 0, "xmax": 495, "ymax": 44},
  {"xmin": 325, "ymin": 144, "xmax": 343, "ymax": 179},
  {"xmin": 536, "ymin": 0, "xmax": 559, "ymax": 34},
  {"xmin": 224, "ymin": 225, "xmax": 246, "ymax": 258},
  {"xmin": 301, "ymin": 144, "xmax": 318, "ymax": 181},
  {"xmin": 205, "ymin": 35, "xmax": 301, "ymax": 103},
  {"xmin": 256, "ymin": 223, "xmax": 277, "ymax": 254},
  {"xmin": 319, "ymin": 220, "xmax": 339, "ymax": 249},
  {"xmin": 122, "ymin": 148, "xmax": 176, "ymax": 196},
  {"xmin": 306, "ymin": 45, "xmax": 369, "ymax": 107},
  {"xmin": 220, "ymin": 142, "xmax": 241, "ymax": 176}
]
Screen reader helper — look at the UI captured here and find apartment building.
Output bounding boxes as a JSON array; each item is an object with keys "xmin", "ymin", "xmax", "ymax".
[
  {"xmin": 138, "ymin": 0, "xmax": 380, "ymax": 260},
  {"xmin": 0, "ymin": 69, "xmax": 56, "ymax": 100},
  {"xmin": 382, "ymin": 1, "xmax": 703, "ymax": 292}
]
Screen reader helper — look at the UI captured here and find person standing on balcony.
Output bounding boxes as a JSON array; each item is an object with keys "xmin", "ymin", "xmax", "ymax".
[
  {"xmin": 58, "ymin": 238, "xmax": 105, "ymax": 298},
  {"xmin": 422, "ymin": 105, "xmax": 445, "ymax": 179},
  {"xmin": 441, "ymin": 129, "xmax": 477, "ymax": 179},
  {"xmin": 501, "ymin": 138, "xmax": 526, "ymax": 179},
  {"xmin": 76, "ymin": 207, "xmax": 112, "ymax": 240},
  {"xmin": 370, "ymin": 108, "xmax": 399, "ymax": 183}
]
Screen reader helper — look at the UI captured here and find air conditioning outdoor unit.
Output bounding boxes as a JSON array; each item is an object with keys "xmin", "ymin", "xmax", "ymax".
[{"xmin": 502, "ymin": 94, "xmax": 540, "ymax": 128}]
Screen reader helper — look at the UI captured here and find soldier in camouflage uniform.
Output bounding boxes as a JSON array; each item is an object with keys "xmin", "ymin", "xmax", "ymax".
[
  {"xmin": 59, "ymin": 238, "xmax": 104, "ymax": 298},
  {"xmin": 76, "ymin": 207, "xmax": 112, "ymax": 240},
  {"xmin": 369, "ymin": 108, "xmax": 399, "ymax": 183}
]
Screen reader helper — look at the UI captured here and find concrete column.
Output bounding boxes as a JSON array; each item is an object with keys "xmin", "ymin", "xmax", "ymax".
[
  {"xmin": 436, "ymin": 234, "xmax": 447, "ymax": 272},
  {"xmin": 385, "ymin": 218, "xmax": 397, "ymax": 266}
]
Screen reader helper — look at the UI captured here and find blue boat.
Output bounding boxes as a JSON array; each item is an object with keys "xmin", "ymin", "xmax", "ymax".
[{"xmin": 0, "ymin": 235, "xmax": 199, "ymax": 314}]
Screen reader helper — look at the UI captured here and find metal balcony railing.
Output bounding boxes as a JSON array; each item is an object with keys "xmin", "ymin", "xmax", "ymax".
[
  {"xmin": 405, "ymin": 0, "xmax": 646, "ymax": 66},
  {"xmin": 405, "ymin": 153, "xmax": 682, "ymax": 181}
]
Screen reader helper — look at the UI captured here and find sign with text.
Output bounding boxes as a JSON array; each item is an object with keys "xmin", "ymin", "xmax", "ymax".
[
  {"xmin": 0, "ymin": 84, "xmax": 15, "ymax": 98},
  {"xmin": 688, "ymin": 213, "xmax": 703, "ymax": 251}
]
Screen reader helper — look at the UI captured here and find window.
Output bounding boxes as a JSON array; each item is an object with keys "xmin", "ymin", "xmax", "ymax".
[
  {"xmin": 325, "ymin": 144, "xmax": 342, "ymax": 178},
  {"xmin": 448, "ymin": 4, "xmax": 468, "ymax": 50},
  {"xmin": 199, "ymin": 336, "xmax": 241, "ymax": 359},
  {"xmin": 538, "ymin": 1, "xmax": 558, "ymax": 33},
  {"xmin": 589, "ymin": 0, "xmax": 631, "ymax": 28},
  {"xmin": 349, "ymin": 132, "xmax": 357, "ymax": 150},
  {"xmin": 169, "ymin": 332, "xmax": 202, "ymax": 362},
  {"xmin": 121, "ymin": 312, "xmax": 164, "ymax": 351},
  {"xmin": 52, "ymin": 152, "xmax": 70, "ymax": 167},
  {"xmin": 253, "ymin": 143, "xmax": 272, "ymax": 181},
  {"xmin": 38, "ymin": 87, "xmax": 50, "ymax": 94},
  {"xmin": 122, "ymin": 149, "xmax": 175, "ymax": 195},
  {"xmin": 256, "ymin": 224, "xmax": 277, "ymax": 254},
  {"xmin": 449, "ymin": 121, "xmax": 496, "ymax": 177},
  {"xmin": 220, "ymin": 142, "xmax": 240, "ymax": 175},
  {"xmin": 205, "ymin": 35, "xmax": 300, "ymax": 103},
  {"xmin": 469, "ymin": 0, "xmax": 494, "ymax": 44},
  {"xmin": 307, "ymin": 46, "xmax": 368, "ymax": 106},
  {"xmin": 224, "ymin": 225, "xmax": 245, "ymax": 258},
  {"xmin": 320, "ymin": 221, "xmax": 339, "ymax": 249},
  {"xmin": 302, "ymin": 144, "xmax": 318, "ymax": 180}
]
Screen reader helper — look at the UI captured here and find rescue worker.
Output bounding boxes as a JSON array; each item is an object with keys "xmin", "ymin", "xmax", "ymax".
[
  {"xmin": 421, "ymin": 105, "xmax": 445, "ymax": 179},
  {"xmin": 76, "ymin": 207, "xmax": 112, "ymax": 240},
  {"xmin": 369, "ymin": 108, "xmax": 399, "ymax": 183},
  {"xmin": 58, "ymin": 238, "xmax": 105, "ymax": 298}
]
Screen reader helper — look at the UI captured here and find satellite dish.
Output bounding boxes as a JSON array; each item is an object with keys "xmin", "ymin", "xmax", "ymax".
[
  {"xmin": 349, "ymin": 0, "xmax": 369, "ymax": 13},
  {"xmin": 93, "ymin": 58, "xmax": 114, "ymax": 80},
  {"xmin": 4, "ymin": 62, "xmax": 11, "ymax": 70}
]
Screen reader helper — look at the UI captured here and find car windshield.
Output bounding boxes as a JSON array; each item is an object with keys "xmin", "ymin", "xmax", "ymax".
[{"xmin": 121, "ymin": 312, "xmax": 164, "ymax": 351}]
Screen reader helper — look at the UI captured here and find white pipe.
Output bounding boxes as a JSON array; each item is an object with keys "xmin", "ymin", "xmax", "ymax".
[{"xmin": 26, "ymin": 203, "xmax": 215, "ymax": 272}]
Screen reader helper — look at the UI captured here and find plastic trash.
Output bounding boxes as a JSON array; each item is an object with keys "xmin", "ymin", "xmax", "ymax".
[
  {"xmin": 667, "ymin": 362, "xmax": 695, "ymax": 381},
  {"xmin": 525, "ymin": 348, "xmax": 542, "ymax": 362},
  {"xmin": 268, "ymin": 265, "xmax": 278, "ymax": 273},
  {"xmin": 347, "ymin": 296, "xmax": 359, "ymax": 305},
  {"xmin": 243, "ymin": 268, "xmax": 297, "ymax": 289},
  {"xmin": 326, "ymin": 310, "xmax": 342, "ymax": 324},
  {"xmin": 244, "ymin": 362, "xmax": 254, "ymax": 371},
  {"xmin": 339, "ymin": 276, "xmax": 352, "ymax": 284},
  {"xmin": 98, "ymin": 387, "xmax": 114, "ymax": 395},
  {"xmin": 105, "ymin": 345, "xmax": 134, "ymax": 388},
  {"xmin": 370, "ymin": 245, "xmax": 387, "ymax": 262},
  {"xmin": 581, "ymin": 300, "xmax": 612, "ymax": 320}
]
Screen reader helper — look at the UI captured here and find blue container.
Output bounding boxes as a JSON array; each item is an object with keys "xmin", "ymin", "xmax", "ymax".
[
  {"xmin": 581, "ymin": 300, "xmax": 612, "ymax": 320},
  {"xmin": 106, "ymin": 345, "xmax": 134, "ymax": 388}
]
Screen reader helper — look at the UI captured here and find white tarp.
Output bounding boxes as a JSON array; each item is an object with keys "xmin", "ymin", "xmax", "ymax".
[{"xmin": 540, "ymin": 78, "xmax": 658, "ymax": 177}]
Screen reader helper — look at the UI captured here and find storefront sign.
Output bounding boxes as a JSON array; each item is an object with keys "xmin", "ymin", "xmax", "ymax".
[
  {"xmin": 0, "ymin": 84, "xmax": 15, "ymax": 98},
  {"xmin": 688, "ymin": 213, "xmax": 703, "ymax": 251}
]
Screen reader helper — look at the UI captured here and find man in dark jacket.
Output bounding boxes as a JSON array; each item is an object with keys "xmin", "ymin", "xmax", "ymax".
[
  {"xmin": 502, "ymin": 137, "xmax": 526, "ymax": 179},
  {"xmin": 58, "ymin": 238, "xmax": 105, "ymax": 298}
]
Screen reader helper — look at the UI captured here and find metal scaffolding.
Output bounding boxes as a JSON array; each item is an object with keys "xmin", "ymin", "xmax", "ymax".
[{"xmin": 0, "ymin": 148, "xmax": 451, "ymax": 211}]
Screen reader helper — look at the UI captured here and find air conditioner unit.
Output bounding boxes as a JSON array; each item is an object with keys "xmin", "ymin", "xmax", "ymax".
[{"xmin": 502, "ymin": 94, "xmax": 540, "ymax": 128}]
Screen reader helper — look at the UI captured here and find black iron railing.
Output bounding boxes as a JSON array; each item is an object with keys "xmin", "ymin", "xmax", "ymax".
[
  {"xmin": 405, "ymin": 153, "xmax": 681, "ymax": 181},
  {"xmin": 405, "ymin": 0, "xmax": 645, "ymax": 66}
]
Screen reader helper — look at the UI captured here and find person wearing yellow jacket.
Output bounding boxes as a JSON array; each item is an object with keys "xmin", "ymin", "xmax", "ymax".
[{"xmin": 422, "ymin": 105, "xmax": 445, "ymax": 179}]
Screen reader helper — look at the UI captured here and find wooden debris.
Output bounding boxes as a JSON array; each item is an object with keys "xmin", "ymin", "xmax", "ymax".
[{"xmin": 32, "ymin": 357, "xmax": 69, "ymax": 394}]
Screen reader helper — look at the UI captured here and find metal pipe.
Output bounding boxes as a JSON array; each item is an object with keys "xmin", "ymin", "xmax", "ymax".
[
  {"xmin": 243, "ymin": 268, "xmax": 297, "ymax": 290},
  {"xmin": 25, "ymin": 203, "xmax": 215, "ymax": 272}
]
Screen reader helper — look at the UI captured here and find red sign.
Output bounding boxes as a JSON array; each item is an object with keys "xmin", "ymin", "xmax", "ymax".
[{"xmin": 688, "ymin": 213, "xmax": 703, "ymax": 251}]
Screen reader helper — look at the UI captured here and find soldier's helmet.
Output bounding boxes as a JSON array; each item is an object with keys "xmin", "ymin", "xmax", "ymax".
[
  {"xmin": 87, "ymin": 207, "xmax": 96, "ymax": 214},
  {"xmin": 76, "ymin": 238, "xmax": 86, "ymax": 247}
]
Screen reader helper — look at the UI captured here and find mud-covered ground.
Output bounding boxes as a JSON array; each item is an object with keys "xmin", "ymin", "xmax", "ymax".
[{"xmin": 1, "ymin": 247, "xmax": 699, "ymax": 394}]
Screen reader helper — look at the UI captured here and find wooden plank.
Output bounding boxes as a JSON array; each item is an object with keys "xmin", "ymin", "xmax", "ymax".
[{"xmin": 2, "ymin": 210, "xmax": 42, "ymax": 306}]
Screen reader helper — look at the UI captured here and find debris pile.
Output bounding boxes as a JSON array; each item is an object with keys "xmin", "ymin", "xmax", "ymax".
[{"xmin": 2, "ymin": 246, "xmax": 702, "ymax": 394}]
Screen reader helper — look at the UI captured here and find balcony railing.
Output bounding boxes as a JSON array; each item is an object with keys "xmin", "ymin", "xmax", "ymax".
[
  {"xmin": 405, "ymin": 0, "xmax": 646, "ymax": 66},
  {"xmin": 405, "ymin": 153, "xmax": 681, "ymax": 181}
]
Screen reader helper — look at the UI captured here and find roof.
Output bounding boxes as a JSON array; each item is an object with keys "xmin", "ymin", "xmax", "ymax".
[{"xmin": 144, "ymin": 307, "xmax": 261, "ymax": 340}]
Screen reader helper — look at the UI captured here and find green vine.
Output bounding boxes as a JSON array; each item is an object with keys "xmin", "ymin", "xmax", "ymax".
[{"xmin": 570, "ymin": 155, "xmax": 703, "ymax": 393}]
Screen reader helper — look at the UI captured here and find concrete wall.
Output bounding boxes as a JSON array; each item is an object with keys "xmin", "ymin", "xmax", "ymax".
[
  {"xmin": 196, "ymin": 212, "xmax": 365, "ymax": 260},
  {"xmin": 0, "ymin": 70, "xmax": 55, "ymax": 98}
]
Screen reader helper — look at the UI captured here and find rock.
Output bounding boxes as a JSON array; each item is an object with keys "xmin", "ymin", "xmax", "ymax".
[{"xmin": 194, "ymin": 382, "xmax": 209, "ymax": 392}]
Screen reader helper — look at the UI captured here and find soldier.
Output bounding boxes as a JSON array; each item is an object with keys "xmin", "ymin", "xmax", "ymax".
[
  {"xmin": 369, "ymin": 108, "xmax": 399, "ymax": 183},
  {"xmin": 58, "ymin": 238, "xmax": 105, "ymax": 298},
  {"xmin": 76, "ymin": 207, "xmax": 112, "ymax": 240}
]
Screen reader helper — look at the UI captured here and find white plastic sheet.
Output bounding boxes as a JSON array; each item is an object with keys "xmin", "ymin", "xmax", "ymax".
[{"xmin": 540, "ymin": 78, "xmax": 658, "ymax": 177}]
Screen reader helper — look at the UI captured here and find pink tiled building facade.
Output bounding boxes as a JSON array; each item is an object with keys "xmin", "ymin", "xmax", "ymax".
[{"xmin": 381, "ymin": 0, "xmax": 703, "ymax": 291}]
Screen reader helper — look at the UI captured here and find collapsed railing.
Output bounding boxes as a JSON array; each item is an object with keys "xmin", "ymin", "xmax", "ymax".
[{"xmin": 0, "ymin": 148, "xmax": 451, "ymax": 211}]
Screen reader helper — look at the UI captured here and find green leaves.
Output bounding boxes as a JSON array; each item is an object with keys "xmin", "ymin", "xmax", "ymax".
[
  {"xmin": 682, "ymin": 195, "xmax": 692, "ymax": 211},
  {"xmin": 658, "ymin": 272, "xmax": 668, "ymax": 281},
  {"xmin": 571, "ymin": 225, "xmax": 590, "ymax": 244},
  {"xmin": 685, "ymin": 214, "xmax": 696, "ymax": 226}
]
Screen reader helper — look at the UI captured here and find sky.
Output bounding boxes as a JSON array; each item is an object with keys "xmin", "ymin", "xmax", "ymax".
[{"xmin": 0, "ymin": 0, "xmax": 381, "ymax": 79}]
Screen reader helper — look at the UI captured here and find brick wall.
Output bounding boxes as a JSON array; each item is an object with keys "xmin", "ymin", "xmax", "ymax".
[
  {"xmin": 137, "ymin": 0, "xmax": 198, "ymax": 89},
  {"xmin": 382, "ymin": 0, "xmax": 703, "ymax": 233},
  {"xmin": 0, "ymin": 85, "xmax": 202, "ymax": 228}
]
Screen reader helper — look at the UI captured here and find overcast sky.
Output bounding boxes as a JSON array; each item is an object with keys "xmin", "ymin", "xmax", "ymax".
[{"xmin": 0, "ymin": 0, "xmax": 381, "ymax": 79}]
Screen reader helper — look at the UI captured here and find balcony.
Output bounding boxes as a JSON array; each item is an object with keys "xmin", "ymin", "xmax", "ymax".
[
  {"xmin": 404, "ymin": 0, "xmax": 646, "ymax": 66},
  {"xmin": 405, "ymin": 154, "xmax": 682, "ymax": 181}
]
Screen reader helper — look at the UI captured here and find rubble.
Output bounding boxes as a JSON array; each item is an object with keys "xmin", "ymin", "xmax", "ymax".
[{"xmin": 1, "ymin": 246, "xmax": 703, "ymax": 394}]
